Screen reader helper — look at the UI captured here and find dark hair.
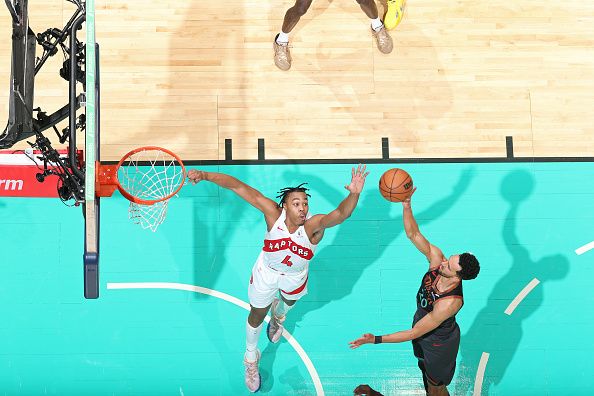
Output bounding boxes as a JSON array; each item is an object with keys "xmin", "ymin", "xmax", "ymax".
[
  {"xmin": 276, "ymin": 183, "xmax": 310, "ymax": 207},
  {"xmin": 457, "ymin": 252, "xmax": 480, "ymax": 280}
]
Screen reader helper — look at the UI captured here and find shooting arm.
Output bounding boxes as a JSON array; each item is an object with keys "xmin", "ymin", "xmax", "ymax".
[
  {"xmin": 402, "ymin": 196, "xmax": 443, "ymax": 265},
  {"xmin": 403, "ymin": 204, "xmax": 431, "ymax": 257}
]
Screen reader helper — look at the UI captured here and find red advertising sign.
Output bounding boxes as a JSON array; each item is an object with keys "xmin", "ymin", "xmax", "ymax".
[{"xmin": 0, "ymin": 150, "xmax": 81, "ymax": 198}]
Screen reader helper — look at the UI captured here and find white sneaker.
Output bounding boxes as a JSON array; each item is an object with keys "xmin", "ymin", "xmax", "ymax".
[
  {"xmin": 267, "ymin": 299, "xmax": 285, "ymax": 343},
  {"xmin": 372, "ymin": 26, "xmax": 394, "ymax": 54},
  {"xmin": 244, "ymin": 349, "xmax": 261, "ymax": 393},
  {"xmin": 273, "ymin": 35, "xmax": 291, "ymax": 71}
]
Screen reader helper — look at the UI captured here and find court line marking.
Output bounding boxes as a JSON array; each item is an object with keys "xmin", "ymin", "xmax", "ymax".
[
  {"xmin": 504, "ymin": 278, "xmax": 540, "ymax": 315},
  {"xmin": 473, "ymin": 352, "xmax": 490, "ymax": 396},
  {"xmin": 575, "ymin": 241, "xmax": 594, "ymax": 255},
  {"xmin": 106, "ymin": 282, "xmax": 324, "ymax": 396}
]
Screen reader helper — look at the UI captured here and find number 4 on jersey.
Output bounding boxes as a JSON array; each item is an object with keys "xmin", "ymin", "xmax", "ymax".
[{"xmin": 281, "ymin": 255, "xmax": 294, "ymax": 267}]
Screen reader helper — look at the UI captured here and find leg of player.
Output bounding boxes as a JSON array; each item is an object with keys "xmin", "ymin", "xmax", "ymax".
[
  {"xmin": 355, "ymin": 0, "xmax": 393, "ymax": 54},
  {"xmin": 274, "ymin": 0, "xmax": 314, "ymax": 71},
  {"xmin": 417, "ymin": 360, "xmax": 430, "ymax": 393},
  {"xmin": 267, "ymin": 295, "xmax": 296, "ymax": 343},
  {"xmin": 427, "ymin": 383, "xmax": 450, "ymax": 396},
  {"xmin": 244, "ymin": 304, "xmax": 270, "ymax": 393}
]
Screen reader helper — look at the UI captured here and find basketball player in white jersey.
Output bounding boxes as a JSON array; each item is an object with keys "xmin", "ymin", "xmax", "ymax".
[{"xmin": 187, "ymin": 165, "xmax": 368, "ymax": 393}]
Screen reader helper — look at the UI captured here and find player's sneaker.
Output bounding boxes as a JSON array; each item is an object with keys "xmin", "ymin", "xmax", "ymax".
[
  {"xmin": 372, "ymin": 26, "xmax": 393, "ymax": 54},
  {"xmin": 273, "ymin": 34, "xmax": 291, "ymax": 71},
  {"xmin": 384, "ymin": 0, "xmax": 406, "ymax": 31},
  {"xmin": 244, "ymin": 349, "xmax": 261, "ymax": 393},
  {"xmin": 267, "ymin": 298, "xmax": 285, "ymax": 343}
]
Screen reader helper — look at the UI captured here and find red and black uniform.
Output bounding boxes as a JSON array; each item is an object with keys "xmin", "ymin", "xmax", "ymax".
[{"xmin": 412, "ymin": 269, "xmax": 463, "ymax": 387}]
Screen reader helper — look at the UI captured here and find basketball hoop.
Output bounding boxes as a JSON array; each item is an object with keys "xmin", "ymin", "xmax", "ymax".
[{"xmin": 96, "ymin": 146, "xmax": 186, "ymax": 231}]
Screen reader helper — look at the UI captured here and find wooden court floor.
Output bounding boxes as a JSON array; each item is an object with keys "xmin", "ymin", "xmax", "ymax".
[{"xmin": 2, "ymin": 0, "xmax": 594, "ymax": 161}]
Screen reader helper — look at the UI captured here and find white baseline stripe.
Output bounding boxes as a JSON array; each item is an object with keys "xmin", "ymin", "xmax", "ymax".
[
  {"xmin": 575, "ymin": 241, "xmax": 594, "ymax": 255},
  {"xmin": 473, "ymin": 352, "xmax": 490, "ymax": 396},
  {"xmin": 107, "ymin": 282, "xmax": 324, "ymax": 396},
  {"xmin": 504, "ymin": 278, "xmax": 540, "ymax": 315}
]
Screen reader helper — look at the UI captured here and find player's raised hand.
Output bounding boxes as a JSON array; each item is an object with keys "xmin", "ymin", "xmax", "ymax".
[
  {"xmin": 401, "ymin": 187, "xmax": 417, "ymax": 208},
  {"xmin": 348, "ymin": 333, "xmax": 375, "ymax": 349},
  {"xmin": 345, "ymin": 164, "xmax": 369, "ymax": 194},
  {"xmin": 187, "ymin": 169, "xmax": 207, "ymax": 184}
]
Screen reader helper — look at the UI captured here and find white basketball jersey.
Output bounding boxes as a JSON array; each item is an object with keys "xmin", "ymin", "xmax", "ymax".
[{"xmin": 258, "ymin": 209, "xmax": 317, "ymax": 274}]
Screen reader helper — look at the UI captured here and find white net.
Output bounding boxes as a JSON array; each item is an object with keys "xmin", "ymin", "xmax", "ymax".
[
  {"xmin": 129, "ymin": 200, "xmax": 169, "ymax": 232},
  {"xmin": 117, "ymin": 147, "xmax": 185, "ymax": 232}
]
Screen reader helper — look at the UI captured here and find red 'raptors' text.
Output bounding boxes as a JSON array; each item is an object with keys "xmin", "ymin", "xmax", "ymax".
[{"xmin": 263, "ymin": 238, "xmax": 314, "ymax": 259}]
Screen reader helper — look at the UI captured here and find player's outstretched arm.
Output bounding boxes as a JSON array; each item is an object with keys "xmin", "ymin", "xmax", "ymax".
[
  {"xmin": 305, "ymin": 165, "xmax": 368, "ymax": 240},
  {"xmin": 402, "ymin": 189, "xmax": 443, "ymax": 265},
  {"xmin": 348, "ymin": 299, "xmax": 460, "ymax": 348},
  {"xmin": 188, "ymin": 170, "xmax": 280, "ymax": 225}
]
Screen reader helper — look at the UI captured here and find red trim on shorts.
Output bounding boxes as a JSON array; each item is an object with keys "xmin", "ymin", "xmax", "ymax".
[
  {"xmin": 281, "ymin": 275, "xmax": 308, "ymax": 295},
  {"xmin": 250, "ymin": 274, "xmax": 253, "ymax": 284}
]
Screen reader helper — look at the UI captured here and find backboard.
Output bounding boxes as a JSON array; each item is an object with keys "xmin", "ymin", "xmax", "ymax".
[{"xmin": 84, "ymin": 0, "xmax": 99, "ymax": 299}]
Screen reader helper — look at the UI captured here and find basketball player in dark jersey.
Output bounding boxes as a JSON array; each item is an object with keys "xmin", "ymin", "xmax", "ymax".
[{"xmin": 349, "ymin": 188, "xmax": 480, "ymax": 396}]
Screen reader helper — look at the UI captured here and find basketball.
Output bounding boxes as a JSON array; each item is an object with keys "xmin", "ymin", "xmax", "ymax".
[{"xmin": 379, "ymin": 168, "xmax": 413, "ymax": 202}]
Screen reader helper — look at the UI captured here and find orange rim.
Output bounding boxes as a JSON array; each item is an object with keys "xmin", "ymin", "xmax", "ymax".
[{"xmin": 114, "ymin": 146, "xmax": 186, "ymax": 205}]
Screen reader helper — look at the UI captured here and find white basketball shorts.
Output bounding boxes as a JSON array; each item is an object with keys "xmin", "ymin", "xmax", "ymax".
[{"xmin": 248, "ymin": 259, "xmax": 309, "ymax": 308}]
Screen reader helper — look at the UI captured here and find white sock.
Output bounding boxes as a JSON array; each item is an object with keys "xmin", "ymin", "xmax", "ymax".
[
  {"xmin": 371, "ymin": 18, "xmax": 383, "ymax": 31},
  {"xmin": 276, "ymin": 31, "xmax": 289, "ymax": 44},
  {"xmin": 245, "ymin": 321, "xmax": 263, "ymax": 362},
  {"xmin": 274, "ymin": 299, "xmax": 294, "ymax": 321}
]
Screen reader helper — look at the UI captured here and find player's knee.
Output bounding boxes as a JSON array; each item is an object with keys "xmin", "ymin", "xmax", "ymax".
[
  {"xmin": 281, "ymin": 295, "xmax": 297, "ymax": 306},
  {"xmin": 247, "ymin": 315, "xmax": 263, "ymax": 327},
  {"xmin": 293, "ymin": 0, "xmax": 313, "ymax": 16},
  {"xmin": 248, "ymin": 307, "xmax": 268, "ymax": 326}
]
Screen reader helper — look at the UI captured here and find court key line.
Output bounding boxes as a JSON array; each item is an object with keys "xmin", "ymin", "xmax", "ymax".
[
  {"xmin": 575, "ymin": 241, "xmax": 594, "ymax": 255},
  {"xmin": 473, "ymin": 352, "xmax": 490, "ymax": 396},
  {"xmin": 504, "ymin": 278, "xmax": 540, "ymax": 315},
  {"xmin": 107, "ymin": 282, "xmax": 325, "ymax": 396}
]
